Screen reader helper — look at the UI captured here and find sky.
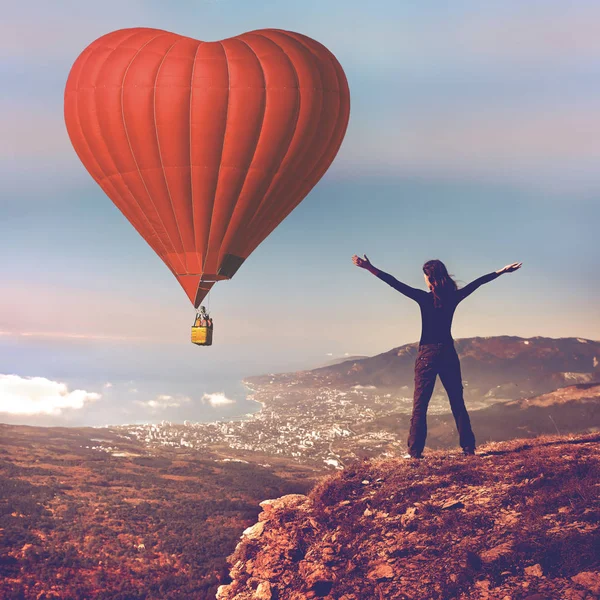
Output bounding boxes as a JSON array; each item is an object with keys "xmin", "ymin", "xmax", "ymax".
[{"xmin": 2, "ymin": 0, "xmax": 599, "ymax": 425}]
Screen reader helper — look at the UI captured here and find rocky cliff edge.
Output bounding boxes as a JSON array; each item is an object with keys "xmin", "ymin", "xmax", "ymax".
[{"xmin": 217, "ymin": 433, "xmax": 600, "ymax": 600}]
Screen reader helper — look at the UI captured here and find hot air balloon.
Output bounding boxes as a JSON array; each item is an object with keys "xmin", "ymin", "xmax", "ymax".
[{"xmin": 64, "ymin": 27, "xmax": 350, "ymax": 345}]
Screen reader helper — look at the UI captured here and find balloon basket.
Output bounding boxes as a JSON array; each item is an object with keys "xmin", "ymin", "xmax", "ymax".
[{"xmin": 191, "ymin": 326, "xmax": 213, "ymax": 346}]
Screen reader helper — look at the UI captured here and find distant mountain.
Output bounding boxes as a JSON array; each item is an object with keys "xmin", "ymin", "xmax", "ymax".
[
  {"xmin": 319, "ymin": 355, "xmax": 369, "ymax": 368},
  {"xmin": 246, "ymin": 336, "xmax": 600, "ymax": 404}
]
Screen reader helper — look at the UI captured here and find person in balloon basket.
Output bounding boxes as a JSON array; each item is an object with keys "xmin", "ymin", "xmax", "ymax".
[
  {"xmin": 352, "ymin": 255, "xmax": 522, "ymax": 459},
  {"xmin": 195, "ymin": 306, "xmax": 213, "ymax": 328}
]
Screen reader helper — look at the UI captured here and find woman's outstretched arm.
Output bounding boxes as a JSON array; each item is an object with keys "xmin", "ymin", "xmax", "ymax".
[
  {"xmin": 352, "ymin": 254, "xmax": 426, "ymax": 302},
  {"xmin": 457, "ymin": 262, "xmax": 522, "ymax": 302}
]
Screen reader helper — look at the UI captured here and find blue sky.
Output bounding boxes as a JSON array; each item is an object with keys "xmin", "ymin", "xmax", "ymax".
[{"xmin": 2, "ymin": 1, "xmax": 599, "ymax": 425}]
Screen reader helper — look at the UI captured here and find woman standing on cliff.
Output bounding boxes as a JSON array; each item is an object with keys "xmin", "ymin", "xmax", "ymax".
[{"xmin": 352, "ymin": 256, "xmax": 522, "ymax": 459}]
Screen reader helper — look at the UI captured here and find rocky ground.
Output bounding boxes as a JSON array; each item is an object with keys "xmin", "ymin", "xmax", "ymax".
[{"xmin": 216, "ymin": 433, "xmax": 600, "ymax": 600}]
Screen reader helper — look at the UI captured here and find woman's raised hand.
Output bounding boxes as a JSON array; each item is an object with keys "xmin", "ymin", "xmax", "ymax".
[
  {"xmin": 498, "ymin": 262, "xmax": 522, "ymax": 274},
  {"xmin": 352, "ymin": 254, "xmax": 373, "ymax": 269}
]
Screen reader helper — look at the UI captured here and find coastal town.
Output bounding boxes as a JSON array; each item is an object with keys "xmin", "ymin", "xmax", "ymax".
[{"xmin": 116, "ymin": 379, "xmax": 418, "ymax": 469}]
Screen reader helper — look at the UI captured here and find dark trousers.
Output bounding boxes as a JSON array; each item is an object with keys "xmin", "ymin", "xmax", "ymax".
[{"xmin": 408, "ymin": 342, "xmax": 475, "ymax": 457}]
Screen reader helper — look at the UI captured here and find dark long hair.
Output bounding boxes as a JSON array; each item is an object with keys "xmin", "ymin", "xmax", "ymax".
[{"xmin": 423, "ymin": 260, "xmax": 457, "ymax": 308}]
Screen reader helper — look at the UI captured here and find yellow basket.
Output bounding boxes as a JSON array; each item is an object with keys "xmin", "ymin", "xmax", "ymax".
[{"xmin": 191, "ymin": 326, "xmax": 213, "ymax": 346}]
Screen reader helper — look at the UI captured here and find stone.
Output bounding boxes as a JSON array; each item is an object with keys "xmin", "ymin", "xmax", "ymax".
[
  {"xmin": 367, "ymin": 562, "xmax": 394, "ymax": 580},
  {"xmin": 259, "ymin": 494, "xmax": 309, "ymax": 513},
  {"xmin": 524, "ymin": 564, "xmax": 544, "ymax": 577},
  {"xmin": 401, "ymin": 506, "xmax": 418, "ymax": 525},
  {"xmin": 301, "ymin": 562, "xmax": 333, "ymax": 588},
  {"xmin": 230, "ymin": 559, "xmax": 245, "ymax": 578},
  {"xmin": 243, "ymin": 521, "xmax": 265, "ymax": 540},
  {"xmin": 254, "ymin": 581, "xmax": 272, "ymax": 600},
  {"xmin": 442, "ymin": 500, "xmax": 465, "ymax": 510},
  {"xmin": 480, "ymin": 541, "xmax": 514, "ymax": 563},
  {"xmin": 322, "ymin": 549, "xmax": 337, "ymax": 566},
  {"xmin": 571, "ymin": 571, "xmax": 600, "ymax": 595}
]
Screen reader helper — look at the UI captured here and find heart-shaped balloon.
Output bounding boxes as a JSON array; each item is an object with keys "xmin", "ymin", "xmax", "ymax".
[{"xmin": 64, "ymin": 27, "xmax": 350, "ymax": 306}]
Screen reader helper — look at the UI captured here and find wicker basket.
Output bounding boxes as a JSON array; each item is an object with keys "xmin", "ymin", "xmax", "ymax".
[{"xmin": 191, "ymin": 326, "xmax": 213, "ymax": 346}]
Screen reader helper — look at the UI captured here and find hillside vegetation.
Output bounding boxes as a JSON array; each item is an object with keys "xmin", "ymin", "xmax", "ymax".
[{"xmin": 0, "ymin": 425, "xmax": 316, "ymax": 600}]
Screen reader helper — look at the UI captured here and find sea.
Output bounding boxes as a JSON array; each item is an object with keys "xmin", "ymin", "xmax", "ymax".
[{"xmin": 0, "ymin": 336, "xmax": 274, "ymax": 428}]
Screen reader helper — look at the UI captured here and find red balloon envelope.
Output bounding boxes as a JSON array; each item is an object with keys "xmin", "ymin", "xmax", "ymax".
[{"xmin": 64, "ymin": 27, "xmax": 350, "ymax": 307}]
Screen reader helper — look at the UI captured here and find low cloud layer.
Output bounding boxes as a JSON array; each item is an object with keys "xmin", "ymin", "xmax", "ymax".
[
  {"xmin": 0, "ymin": 374, "xmax": 100, "ymax": 416},
  {"xmin": 136, "ymin": 394, "xmax": 191, "ymax": 412},
  {"xmin": 202, "ymin": 392, "xmax": 235, "ymax": 407}
]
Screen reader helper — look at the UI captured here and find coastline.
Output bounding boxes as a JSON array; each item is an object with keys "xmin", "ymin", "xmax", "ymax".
[
  {"xmin": 241, "ymin": 380, "xmax": 265, "ymax": 408},
  {"xmin": 215, "ymin": 379, "xmax": 265, "ymax": 423}
]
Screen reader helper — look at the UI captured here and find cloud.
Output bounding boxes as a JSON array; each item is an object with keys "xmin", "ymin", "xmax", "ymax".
[
  {"xmin": 0, "ymin": 374, "xmax": 100, "ymax": 415},
  {"xmin": 136, "ymin": 394, "xmax": 190, "ymax": 411},
  {"xmin": 201, "ymin": 392, "xmax": 235, "ymax": 407}
]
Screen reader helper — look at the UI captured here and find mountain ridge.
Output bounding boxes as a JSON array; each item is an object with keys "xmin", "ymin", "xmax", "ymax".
[{"xmin": 245, "ymin": 335, "xmax": 600, "ymax": 405}]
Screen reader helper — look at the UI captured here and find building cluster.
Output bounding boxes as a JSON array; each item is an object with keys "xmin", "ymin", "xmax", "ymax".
[{"xmin": 113, "ymin": 381, "xmax": 414, "ymax": 469}]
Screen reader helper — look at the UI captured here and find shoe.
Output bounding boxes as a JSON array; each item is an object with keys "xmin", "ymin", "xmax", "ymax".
[
  {"xmin": 462, "ymin": 447, "xmax": 476, "ymax": 456},
  {"xmin": 402, "ymin": 453, "xmax": 423, "ymax": 460}
]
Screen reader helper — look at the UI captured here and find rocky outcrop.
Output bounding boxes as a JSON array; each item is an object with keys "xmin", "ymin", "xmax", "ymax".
[{"xmin": 217, "ymin": 434, "xmax": 600, "ymax": 599}]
